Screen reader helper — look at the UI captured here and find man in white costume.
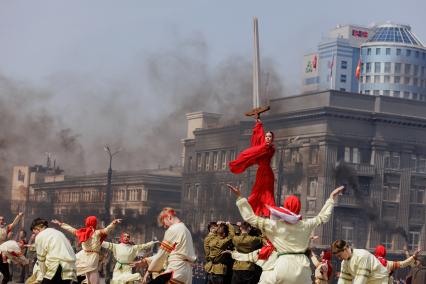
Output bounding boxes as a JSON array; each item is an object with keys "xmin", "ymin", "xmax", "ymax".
[
  {"xmin": 0, "ymin": 239, "xmax": 29, "ymax": 284},
  {"xmin": 227, "ymin": 184, "xmax": 344, "ymax": 284},
  {"xmin": 102, "ymin": 232, "xmax": 157, "ymax": 283},
  {"xmin": 31, "ymin": 218, "xmax": 77, "ymax": 284},
  {"xmin": 0, "ymin": 213, "xmax": 23, "ymax": 244},
  {"xmin": 332, "ymin": 240, "xmax": 389, "ymax": 284},
  {"xmin": 145, "ymin": 207, "xmax": 196, "ymax": 284}
]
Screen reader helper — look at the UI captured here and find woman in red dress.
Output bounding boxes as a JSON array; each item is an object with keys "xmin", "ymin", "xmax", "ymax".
[{"xmin": 229, "ymin": 119, "xmax": 276, "ymax": 216}]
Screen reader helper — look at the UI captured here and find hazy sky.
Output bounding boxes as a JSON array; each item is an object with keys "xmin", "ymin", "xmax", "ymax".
[{"xmin": 0, "ymin": 0, "xmax": 425, "ymax": 173}]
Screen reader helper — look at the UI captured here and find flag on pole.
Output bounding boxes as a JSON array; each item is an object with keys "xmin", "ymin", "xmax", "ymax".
[
  {"xmin": 329, "ymin": 52, "xmax": 335, "ymax": 89},
  {"xmin": 355, "ymin": 58, "xmax": 361, "ymax": 80}
]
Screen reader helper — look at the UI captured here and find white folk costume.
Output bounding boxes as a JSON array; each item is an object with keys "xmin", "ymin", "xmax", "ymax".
[
  {"xmin": 102, "ymin": 240, "xmax": 156, "ymax": 284},
  {"xmin": 337, "ymin": 249, "xmax": 388, "ymax": 284},
  {"xmin": 148, "ymin": 222, "xmax": 196, "ymax": 284},
  {"xmin": 0, "ymin": 240, "xmax": 29, "ymax": 265},
  {"xmin": 235, "ymin": 195, "xmax": 335, "ymax": 284},
  {"xmin": 374, "ymin": 245, "xmax": 415, "ymax": 284},
  {"xmin": 60, "ymin": 216, "xmax": 117, "ymax": 281},
  {"xmin": 231, "ymin": 248, "xmax": 278, "ymax": 284},
  {"xmin": 0, "ymin": 214, "xmax": 23, "ymax": 244},
  {"xmin": 34, "ymin": 227, "xmax": 77, "ymax": 282}
]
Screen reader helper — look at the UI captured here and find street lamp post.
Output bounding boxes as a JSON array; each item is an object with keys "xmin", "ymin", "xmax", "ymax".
[{"xmin": 104, "ymin": 146, "xmax": 121, "ymax": 224}]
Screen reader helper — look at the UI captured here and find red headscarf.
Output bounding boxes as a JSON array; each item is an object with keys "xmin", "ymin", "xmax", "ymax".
[
  {"xmin": 284, "ymin": 195, "xmax": 301, "ymax": 214},
  {"xmin": 321, "ymin": 250, "xmax": 333, "ymax": 279},
  {"xmin": 120, "ymin": 232, "xmax": 130, "ymax": 244},
  {"xmin": 374, "ymin": 245, "xmax": 387, "ymax": 267},
  {"xmin": 75, "ymin": 216, "xmax": 99, "ymax": 244}
]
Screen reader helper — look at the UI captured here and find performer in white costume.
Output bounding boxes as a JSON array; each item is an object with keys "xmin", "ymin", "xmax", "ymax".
[
  {"xmin": 145, "ymin": 207, "xmax": 196, "ymax": 284},
  {"xmin": 102, "ymin": 232, "xmax": 157, "ymax": 284},
  {"xmin": 0, "ymin": 213, "xmax": 23, "ymax": 244},
  {"xmin": 227, "ymin": 184, "xmax": 344, "ymax": 284},
  {"xmin": 0, "ymin": 240, "xmax": 29, "ymax": 284},
  {"xmin": 332, "ymin": 240, "xmax": 389, "ymax": 284},
  {"xmin": 31, "ymin": 218, "xmax": 77, "ymax": 284},
  {"xmin": 52, "ymin": 216, "xmax": 121, "ymax": 284}
]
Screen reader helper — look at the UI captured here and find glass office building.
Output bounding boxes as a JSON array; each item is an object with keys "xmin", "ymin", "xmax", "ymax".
[{"xmin": 359, "ymin": 24, "xmax": 426, "ymax": 100}]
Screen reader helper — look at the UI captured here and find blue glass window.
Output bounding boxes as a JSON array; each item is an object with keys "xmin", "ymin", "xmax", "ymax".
[
  {"xmin": 341, "ymin": 61, "xmax": 347, "ymax": 69},
  {"xmin": 386, "ymin": 48, "xmax": 391, "ymax": 55},
  {"xmin": 396, "ymin": 49, "xmax": 401, "ymax": 56},
  {"xmin": 394, "ymin": 76, "xmax": 401, "ymax": 84},
  {"xmin": 367, "ymin": 48, "xmax": 371, "ymax": 55},
  {"xmin": 384, "ymin": 62, "xmax": 391, "ymax": 73},
  {"xmin": 395, "ymin": 63, "xmax": 401, "ymax": 73},
  {"xmin": 375, "ymin": 62, "xmax": 381, "ymax": 73},
  {"xmin": 406, "ymin": 49, "xmax": 412, "ymax": 57},
  {"xmin": 340, "ymin": 74, "xmax": 347, "ymax": 83},
  {"xmin": 376, "ymin": 48, "xmax": 381, "ymax": 55},
  {"xmin": 415, "ymin": 51, "xmax": 420, "ymax": 58},
  {"xmin": 405, "ymin": 64, "xmax": 411, "ymax": 75}
]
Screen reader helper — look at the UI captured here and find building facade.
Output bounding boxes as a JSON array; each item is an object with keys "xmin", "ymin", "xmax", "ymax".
[
  {"xmin": 182, "ymin": 91, "xmax": 426, "ymax": 257},
  {"xmin": 303, "ymin": 25, "xmax": 372, "ymax": 93},
  {"xmin": 11, "ymin": 167, "xmax": 182, "ymax": 243},
  {"xmin": 359, "ymin": 23, "xmax": 426, "ymax": 100}
]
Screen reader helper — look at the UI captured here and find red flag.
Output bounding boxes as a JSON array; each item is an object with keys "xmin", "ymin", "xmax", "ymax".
[
  {"xmin": 312, "ymin": 55, "xmax": 317, "ymax": 69},
  {"xmin": 355, "ymin": 58, "xmax": 361, "ymax": 80}
]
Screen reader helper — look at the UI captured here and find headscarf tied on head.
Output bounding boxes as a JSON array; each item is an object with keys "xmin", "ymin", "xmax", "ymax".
[
  {"xmin": 75, "ymin": 216, "xmax": 100, "ymax": 244},
  {"xmin": 321, "ymin": 250, "xmax": 333, "ymax": 279},
  {"xmin": 120, "ymin": 233, "xmax": 130, "ymax": 244},
  {"xmin": 266, "ymin": 195, "xmax": 302, "ymax": 224},
  {"xmin": 374, "ymin": 245, "xmax": 388, "ymax": 267}
]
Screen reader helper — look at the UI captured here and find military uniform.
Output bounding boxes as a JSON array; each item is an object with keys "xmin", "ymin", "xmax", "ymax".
[
  {"xmin": 207, "ymin": 225, "xmax": 235, "ymax": 284},
  {"xmin": 231, "ymin": 233, "xmax": 262, "ymax": 284}
]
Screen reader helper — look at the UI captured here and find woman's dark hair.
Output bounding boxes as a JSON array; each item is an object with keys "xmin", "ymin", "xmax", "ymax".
[
  {"xmin": 266, "ymin": 131, "xmax": 274, "ymax": 140},
  {"xmin": 30, "ymin": 218, "xmax": 48, "ymax": 231},
  {"xmin": 217, "ymin": 223, "xmax": 229, "ymax": 237},
  {"xmin": 331, "ymin": 239, "xmax": 349, "ymax": 254}
]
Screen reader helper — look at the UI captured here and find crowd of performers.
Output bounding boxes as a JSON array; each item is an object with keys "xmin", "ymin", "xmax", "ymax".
[{"xmin": 0, "ymin": 118, "xmax": 425, "ymax": 284}]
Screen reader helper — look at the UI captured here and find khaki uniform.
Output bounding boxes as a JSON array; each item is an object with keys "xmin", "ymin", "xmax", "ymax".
[
  {"xmin": 208, "ymin": 224, "xmax": 235, "ymax": 276},
  {"xmin": 203, "ymin": 232, "xmax": 216, "ymax": 273}
]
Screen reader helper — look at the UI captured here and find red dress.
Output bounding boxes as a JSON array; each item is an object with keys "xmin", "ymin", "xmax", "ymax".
[{"xmin": 229, "ymin": 121, "xmax": 276, "ymax": 216}]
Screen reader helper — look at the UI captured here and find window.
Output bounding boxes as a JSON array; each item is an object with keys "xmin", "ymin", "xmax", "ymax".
[
  {"xmin": 340, "ymin": 88, "xmax": 346, "ymax": 91},
  {"xmin": 374, "ymin": 76, "xmax": 380, "ymax": 83},
  {"xmin": 342, "ymin": 225, "xmax": 354, "ymax": 244},
  {"xmin": 366, "ymin": 76, "xmax": 371, "ymax": 83},
  {"xmin": 395, "ymin": 63, "xmax": 401, "ymax": 73},
  {"xmin": 341, "ymin": 60, "xmax": 347, "ymax": 69},
  {"xmin": 308, "ymin": 177, "xmax": 318, "ymax": 197},
  {"xmin": 374, "ymin": 62, "xmax": 381, "ymax": 73},
  {"xmin": 413, "ymin": 93, "xmax": 418, "ymax": 100},
  {"xmin": 404, "ymin": 77, "xmax": 410, "ymax": 85},
  {"xmin": 404, "ymin": 92, "xmax": 410, "ymax": 99},
  {"xmin": 376, "ymin": 48, "xmax": 381, "ymax": 55},
  {"xmin": 310, "ymin": 146, "xmax": 319, "ymax": 164},
  {"xmin": 383, "ymin": 90, "xmax": 390, "ymax": 96},
  {"xmin": 367, "ymin": 48, "xmax": 371, "ymax": 55},
  {"xmin": 408, "ymin": 228, "xmax": 420, "ymax": 251},
  {"xmin": 373, "ymin": 90, "xmax": 380, "ymax": 95},
  {"xmin": 344, "ymin": 147, "xmax": 360, "ymax": 163},
  {"xmin": 394, "ymin": 76, "xmax": 401, "ymax": 83},
  {"xmin": 365, "ymin": 90, "xmax": 370, "ymax": 95},
  {"xmin": 384, "ymin": 75, "xmax": 390, "ymax": 83},
  {"xmin": 405, "ymin": 64, "xmax": 411, "ymax": 75},
  {"xmin": 386, "ymin": 48, "xmax": 391, "ymax": 55},
  {"xmin": 414, "ymin": 78, "xmax": 418, "ymax": 86},
  {"xmin": 340, "ymin": 74, "xmax": 347, "ymax": 83},
  {"xmin": 307, "ymin": 200, "xmax": 316, "ymax": 213},
  {"xmin": 414, "ymin": 65, "xmax": 419, "ymax": 76},
  {"xmin": 396, "ymin": 48, "xmax": 401, "ymax": 56},
  {"xmin": 384, "ymin": 151, "xmax": 400, "ymax": 169},
  {"xmin": 196, "ymin": 153, "xmax": 202, "ymax": 172},
  {"xmin": 421, "ymin": 67, "xmax": 425, "ymax": 77},
  {"xmin": 406, "ymin": 49, "xmax": 412, "ymax": 57},
  {"xmin": 187, "ymin": 156, "xmax": 192, "ymax": 172},
  {"xmin": 366, "ymin": 62, "xmax": 371, "ymax": 73},
  {"xmin": 415, "ymin": 50, "xmax": 420, "ymax": 58},
  {"xmin": 383, "ymin": 184, "xmax": 400, "ymax": 202},
  {"xmin": 384, "ymin": 62, "xmax": 391, "ymax": 73},
  {"xmin": 221, "ymin": 151, "xmax": 227, "ymax": 170},
  {"xmin": 194, "ymin": 184, "xmax": 200, "ymax": 205},
  {"xmin": 204, "ymin": 152, "xmax": 210, "ymax": 171},
  {"xmin": 410, "ymin": 185, "xmax": 425, "ymax": 204},
  {"xmin": 380, "ymin": 232, "xmax": 393, "ymax": 250},
  {"xmin": 213, "ymin": 152, "xmax": 218, "ymax": 170}
]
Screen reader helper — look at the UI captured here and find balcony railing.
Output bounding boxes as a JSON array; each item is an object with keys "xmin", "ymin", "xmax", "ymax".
[{"xmin": 347, "ymin": 163, "xmax": 376, "ymax": 177}]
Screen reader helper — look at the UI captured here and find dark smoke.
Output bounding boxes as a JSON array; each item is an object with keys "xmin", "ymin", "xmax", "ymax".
[{"xmin": 334, "ymin": 161, "xmax": 409, "ymax": 243}]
